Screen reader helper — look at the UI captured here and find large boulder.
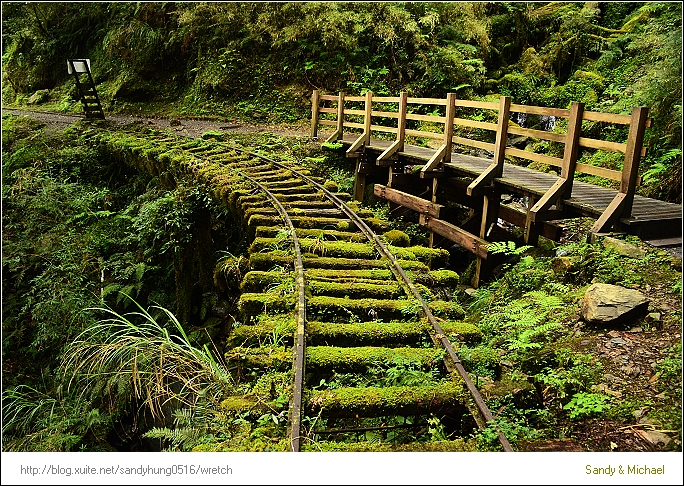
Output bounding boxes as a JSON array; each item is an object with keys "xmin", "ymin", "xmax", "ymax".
[{"xmin": 580, "ymin": 283, "xmax": 649, "ymax": 324}]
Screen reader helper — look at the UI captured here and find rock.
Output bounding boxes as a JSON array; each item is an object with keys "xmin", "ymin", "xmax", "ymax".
[
  {"xmin": 27, "ymin": 89, "xmax": 49, "ymax": 105},
  {"xmin": 551, "ymin": 256, "xmax": 578, "ymax": 273},
  {"xmin": 464, "ymin": 288, "xmax": 478, "ymax": 297},
  {"xmin": 635, "ymin": 429, "xmax": 672, "ymax": 449},
  {"xmin": 580, "ymin": 283, "xmax": 649, "ymax": 324},
  {"xmin": 602, "ymin": 236, "xmax": 647, "ymax": 259},
  {"xmin": 645, "ymin": 312, "xmax": 661, "ymax": 324}
]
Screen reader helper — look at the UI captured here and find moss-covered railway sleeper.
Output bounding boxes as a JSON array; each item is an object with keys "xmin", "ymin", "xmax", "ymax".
[{"xmin": 95, "ymin": 128, "xmax": 512, "ymax": 452}]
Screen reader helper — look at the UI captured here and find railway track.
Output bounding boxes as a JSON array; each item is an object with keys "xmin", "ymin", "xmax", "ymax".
[{"xmin": 94, "ymin": 127, "xmax": 513, "ymax": 452}]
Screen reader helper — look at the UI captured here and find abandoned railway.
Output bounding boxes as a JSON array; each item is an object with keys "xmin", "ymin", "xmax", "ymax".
[
  {"xmin": 6, "ymin": 97, "xmax": 681, "ymax": 453},
  {"xmin": 89, "ymin": 128, "xmax": 512, "ymax": 452}
]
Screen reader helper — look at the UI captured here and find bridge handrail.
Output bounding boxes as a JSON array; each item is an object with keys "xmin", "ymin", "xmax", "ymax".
[{"xmin": 311, "ymin": 89, "xmax": 651, "ymax": 229}]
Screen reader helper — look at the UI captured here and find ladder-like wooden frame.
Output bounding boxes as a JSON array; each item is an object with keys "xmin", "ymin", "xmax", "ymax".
[{"xmin": 67, "ymin": 59, "xmax": 105, "ymax": 120}]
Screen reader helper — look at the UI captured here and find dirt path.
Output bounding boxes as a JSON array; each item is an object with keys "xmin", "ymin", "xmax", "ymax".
[{"xmin": 2, "ymin": 108, "xmax": 316, "ymax": 140}]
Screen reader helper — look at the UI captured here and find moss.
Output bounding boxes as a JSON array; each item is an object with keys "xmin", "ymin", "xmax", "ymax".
[
  {"xmin": 439, "ymin": 321, "xmax": 482, "ymax": 345},
  {"xmin": 307, "ymin": 296, "xmax": 423, "ymax": 321},
  {"xmin": 306, "ymin": 346, "xmax": 440, "ymax": 371},
  {"xmin": 255, "ymin": 226, "xmax": 367, "ymax": 243},
  {"xmin": 237, "ymin": 292, "xmax": 295, "ymax": 317},
  {"xmin": 303, "ymin": 255, "xmax": 429, "ymax": 272},
  {"xmin": 251, "ymin": 371, "xmax": 293, "ymax": 398},
  {"xmin": 362, "ymin": 217, "xmax": 390, "ymax": 232},
  {"xmin": 424, "ymin": 269, "xmax": 460, "ymax": 287},
  {"xmin": 239, "ymin": 270, "xmax": 292, "ymax": 293},
  {"xmin": 305, "ymin": 268, "xmax": 395, "ymax": 281},
  {"xmin": 252, "ymin": 238, "xmax": 377, "ymax": 259},
  {"xmin": 427, "ymin": 300, "xmax": 465, "ymax": 320},
  {"xmin": 459, "ymin": 346, "xmax": 501, "ymax": 379},
  {"xmin": 306, "ymin": 381, "xmax": 467, "ymax": 417},
  {"xmin": 323, "ymin": 180, "xmax": 339, "ymax": 191},
  {"xmin": 229, "ymin": 316, "xmax": 297, "ymax": 347},
  {"xmin": 249, "ymin": 251, "xmax": 294, "ymax": 271},
  {"xmin": 193, "ymin": 438, "xmax": 290, "ymax": 452},
  {"xmin": 303, "ymin": 439, "xmax": 476, "ymax": 452},
  {"xmin": 389, "ymin": 245, "xmax": 450, "ymax": 267},
  {"xmin": 219, "ymin": 396, "xmax": 261, "ymax": 414},
  {"xmin": 226, "ymin": 346, "xmax": 291, "ymax": 370},
  {"xmin": 307, "ymin": 280, "xmax": 404, "ymax": 299},
  {"xmin": 306, "ymin": 320, "xmax": 431, "ymax": 346},
  {"xmin": 383, "ymin": 229, "xmax": 411, "ymax": 247}
]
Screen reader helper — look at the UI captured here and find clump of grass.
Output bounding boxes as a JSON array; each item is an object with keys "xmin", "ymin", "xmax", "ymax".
[{"xmin": 60, "ymin": 296, "xmax": 235, "ymax": 419}]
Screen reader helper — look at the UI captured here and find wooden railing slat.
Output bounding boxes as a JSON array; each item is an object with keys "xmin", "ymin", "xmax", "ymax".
[
  {"xmin": 405, "ymin": 129, "xmax": 444, "ymax": 140},
  {"xmin": 405, "ymin": 113, "xmax": 447, "ymax": 123},
  {"xmin": 508, "ymin": 126, "xmax": 566, "ymax": 143},
  {"xmin": 510, "ymin": 104, "xmax": 570, "ymax": 118},
  {"xmin": 453, "ymin": 99, "xmax": 500, "ymax": 110},
  {"xmin": 407, "ymin": 97, "xmax": 448, "ymax": 105},
  {"xmin": 453, "ymin": 117, "xmax": 498, "ymax": 131}
]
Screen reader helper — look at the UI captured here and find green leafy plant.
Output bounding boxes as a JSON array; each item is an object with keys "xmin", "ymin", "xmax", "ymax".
[{"xmin": 563, "ymin": 392, "xmax": 612, "ymax": 420}]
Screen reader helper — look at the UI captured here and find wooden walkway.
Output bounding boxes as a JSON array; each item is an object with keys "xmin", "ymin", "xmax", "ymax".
[
  {"xmin": 341, "ymin": 133, "xmax": 682, "ymax": 240},
  {"xmin": 314, "ymin": 91, "xmax": 681, "ymax": 285}
]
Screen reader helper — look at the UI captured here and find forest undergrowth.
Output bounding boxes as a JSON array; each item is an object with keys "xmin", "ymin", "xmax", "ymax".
[{"xmin": 2, "ymin": 113, "xmax": 681, "ymax": 452}]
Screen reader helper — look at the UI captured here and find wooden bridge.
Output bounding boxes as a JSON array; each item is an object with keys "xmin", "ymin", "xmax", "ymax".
[{"xmin": 311, "ymin": 90, "xmax": 682, "ymax": 285}]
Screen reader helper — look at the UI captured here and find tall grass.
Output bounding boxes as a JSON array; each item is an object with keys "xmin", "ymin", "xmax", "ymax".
[{"xmin": 60, "ymin": 297, "xmax": 234, "ymax": 420}]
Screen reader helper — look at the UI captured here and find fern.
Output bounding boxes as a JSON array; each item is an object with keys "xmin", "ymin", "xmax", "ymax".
[
  {"xmin": 487, "ymin": 241, "xmax": 532, "ymax": 256},
  {"xmin": 143, "ymin": 426, "xmax": 204, "ymax": 451}
]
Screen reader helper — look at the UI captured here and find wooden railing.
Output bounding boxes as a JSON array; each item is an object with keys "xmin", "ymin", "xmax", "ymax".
[{"xmin": 311, "ymin": 90, "xmax": 651, "ymax": 233}]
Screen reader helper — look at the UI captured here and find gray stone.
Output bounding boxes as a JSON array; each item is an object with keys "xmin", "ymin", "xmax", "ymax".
[
  {"xmin": 602, "ymin": 236, "xmax": 647, "ymax": 259},
  {"xmin": 27, "ymin": 89, "xmax": 49, "ymax": 105},
  {"xmin": 580, "ymin": 283, "xmax": 650, "ymax": 324}
]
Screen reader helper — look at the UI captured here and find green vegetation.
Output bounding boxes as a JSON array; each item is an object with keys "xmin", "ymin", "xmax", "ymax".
[
  {"xmin": 2, "ymin": 2, "xmax": 681, "ymax": 454},
  {"xmin": 2, "ymin": 2, "xmax": 681, "ymax": 202}
]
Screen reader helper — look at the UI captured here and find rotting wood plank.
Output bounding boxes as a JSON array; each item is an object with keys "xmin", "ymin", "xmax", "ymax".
[
  {"xmin": 418, "ymin": 214, "xmax": 489, "ymax": 259},
  {"xmin": 374, "ymin": 185, "xmax": 443, "ymax": 218}
]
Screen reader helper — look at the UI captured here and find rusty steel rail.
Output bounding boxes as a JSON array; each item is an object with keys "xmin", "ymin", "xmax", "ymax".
[
  {"xmin": 227, "ymin": 146, "xmax": 514, "ymax": 452},
  {"xmin": 234, "ymin": 170, "xmax": 307, "ymax": 453}
]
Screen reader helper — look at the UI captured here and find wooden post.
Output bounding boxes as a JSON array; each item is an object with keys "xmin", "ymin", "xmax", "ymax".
[
  {"xmin": 560, "ymin": 101, "xmax": 585, "ymax": 198},
  {"xmin": 466, "ymin": 96, "xmax": 511, "ymax": 195},
  {"xmin": 363, "ymin": 90, "xmax": 373, "ymax": 145},
  {"xmin": 526, "ymin": 101, "xmax": 584, "ymax": 241},
  {"xmin": 346, "ymin": 91, "xmax": 373, "ymax": 157},
  {"xmin": 335, "ymin": 91, "xmax": 345, "ymax": 140},
  {"xmin": 397, "ymin": 91, "xmax": 407, "ymax": 148},
  {"xmin": 590, "ymin": 106, "xmax": 649, "ymax": 234},
  {"xmin": 311, "ymin": 90, "xmax": 320, "ymax": 138},
  {"xmin": 619, "ymin": 106, "xmax": 649, "ymax": 218},
  {"xmin": 325, "ymin": 91, "xmax": 346, "ymax": 143},
  {"xmin": 492, "ymin": 95, "xmax": 511, "ymax": 177},
  {"xmin": 378, "ymin": 91, "xmax": 408, "ymax": 164},
  {"xmin": 421, "ymin": 92, "xmax": 456, "ymax": 173},
  {"xmin": 443, "ymin": 93, "xmax": 456, "ymax": 164}
]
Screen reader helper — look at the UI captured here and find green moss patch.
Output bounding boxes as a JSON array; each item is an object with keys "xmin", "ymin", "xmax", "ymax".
[
  {"xmin": 307, "ymin": 280, "xmax": 404, "ymax": 299},
  {"xmin": 306, "ymin": 381, "xmax": 467, "ymax": 418},
  {"xmin": 238, "ymin": 292, "xmax": 295, "ymax": 317},
  {"xmin": 306, "ymin": 346, "xmax": 440, "ymax": 371},
  {"xmin": 306, "ymin": 320, "xmax": 429, "ymax": 346},
  {"xmin": 255, "ymin": 226, "xmax": 366, "ymax": 243},
  {"xmin": 303, "ymin": 439, "xmax": 475, "ymax": 452},
  {"xmin": 427, "ymin": 301, "xmax": 465, "ymax": 320},
  {"xmin": 226, "ymin": 346, "xmax": 291, "ymax": 370},
  {"xmin": 229, "ymin": 316, "xmax": 297, "ymax": 347},
  {"xmin": 307, "ymin": 296, "xmax": 422, "ymax": 321}
]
